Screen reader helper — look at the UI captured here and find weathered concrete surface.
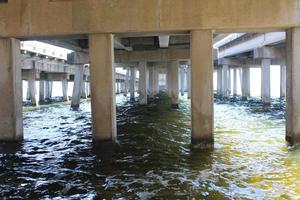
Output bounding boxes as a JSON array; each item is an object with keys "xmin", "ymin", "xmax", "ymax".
[
  {"xmin": 62, "ymin": 79, "xmax": 69, "ymax": 101},
  {"xmin": 130, "ymin": 67, "xmax": 136, "ymax": 100},
  {"xmin": 0, "ymin": 38, "xmax": 23, "ymax": 141},
  {"xmin": 286, "ymin": 28, "xmax": 300, "ymax": 145},
  {"xmin": 139, "ymin": 62, "xmax": 147, "ymax": 105},
  {"xmin": 71, "ymin": 65, "xmax": 84, "ymax": 109},
  {"xmin": 280, "ymin": 65, "xmax": 286, "ymax": 98},
  {"xmin": 261, "ymin": 58, "xmax": 271, "ymax": 104},
  {"xmin": 0, "ymin": 0, "xmax": 299, "ymax": 37},
  {"xmin": 241, "ymin": 67, "xmax": 250, "ymax": 100},
  {"xmin": 170, "ymin": 61, "xmax": 179, "ymax": 108},
  {"xmin": 89, "ymin": 34, "xmax": 116, "ymax": 141},
  {"xmin": 191, "ymin": 30, "xmax": 214, "ymax": 148}
]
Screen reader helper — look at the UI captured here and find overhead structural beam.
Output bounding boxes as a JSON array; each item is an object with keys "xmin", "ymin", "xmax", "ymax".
[
  {"xmin": 114, "ymin": 37, "xmax": 132, "ymax": 51},
  {"xmin": 158, "ymin": 35, "xmax": 170, "ymax": 48}
]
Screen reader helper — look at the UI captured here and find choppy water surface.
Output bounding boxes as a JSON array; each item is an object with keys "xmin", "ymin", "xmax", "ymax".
[{"xmin": 0, "ymin": 94, "xmax": 299, "ymax": 199}]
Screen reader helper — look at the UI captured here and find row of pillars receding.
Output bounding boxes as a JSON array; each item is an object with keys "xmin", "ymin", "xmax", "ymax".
[
  {"xmin": 0, "ymin": 29, "xmax": 300, "ymax": 146},
  {"xmin": 216, "ymin": 63, "xmax": 286, "ymax": 104},
  {"xmin": 24, "ymin": 69, "xmax": 91, "ymax": 108}
]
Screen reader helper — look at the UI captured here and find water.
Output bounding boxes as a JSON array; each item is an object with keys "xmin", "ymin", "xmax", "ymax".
[{"xmin": 0, "ymin": 94, "xmax": 299, "ymax": 199}]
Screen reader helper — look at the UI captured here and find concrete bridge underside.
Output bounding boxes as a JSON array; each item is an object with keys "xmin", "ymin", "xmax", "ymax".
[{"xmin": 0, "ymin": 0, "xmax": 300, "ymax": 146}]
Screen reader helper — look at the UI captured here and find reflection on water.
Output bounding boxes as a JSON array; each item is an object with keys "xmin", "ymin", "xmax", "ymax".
[{"xmin": 0, "ymin": 94, "xmax": 299, "ymax": 199}]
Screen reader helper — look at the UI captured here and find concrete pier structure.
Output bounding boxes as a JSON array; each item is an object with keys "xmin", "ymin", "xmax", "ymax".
[
  {"xmin": 180, "ymin": 67, "xmax": 185, "ymax": 96},
  {"xmin": 241, "ymin": 67, "xmax": 250, "ymax": 101},
  {"xmin": 0, "ymin": 38, "xmax": 23, "ymax": 141},
  {"xmin": 28, "ymin": 68, "xmax": 38, "ymax": 106},
  {"xmin": 187, "ymin": 66, "xmax": 191, "ymax": 99},
  {"xmin": 280, "ymin": 65, "xmax": 286, "ymax": 98},
  {"xmin": 39, "ymin": 80, "xmax": 45, "ymax": 103},
  {"xmin": 221, "ymin": 65, "xmax": 230, "ymax": 98},
  {"xmin": 217, "ymin": 68, "xmax": 222, "ymax": 96},
  {"xmin": 261, "ymin": 59, "xmax": 271, "ymax": 104},
  {"xmin": 45, "ymin": 81, "xmax": 53, "ymax": 100},
  {"xmin": 191, "ymin": 30, "xmax": 213, "ymax": 147},
  {"xmin": 71, "ymin": 65, "xmax": 84, "ymax": 109},
  {"xmin": 170, "ymin": 61, "xmax": 179, "ymax": 108},
  {"xmin": 130, "ymin": 67, "xmax": 136, "ymax": 100},
  {"xmin": 233, "ymin": 68, "xmax": 238, "ymax": 96},
  {"xmin": 62, "ymin": 79, "xmax": 68, "ymax": 101},
  {"xmin": 286, "ymin": 28, "xmax": 300, "ymax": 145},
  {"xmin": 139, "ymin": 62, "xmax": 148, "ymax": 105},
  {"xmin": 89, "ymin": 34, "xmax": 116, "ymax": 141}
]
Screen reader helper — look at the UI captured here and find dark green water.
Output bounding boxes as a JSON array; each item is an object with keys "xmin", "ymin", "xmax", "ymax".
[{"xmin": 0, "ymin": 94, "xmax": 299, "ymax": 199}]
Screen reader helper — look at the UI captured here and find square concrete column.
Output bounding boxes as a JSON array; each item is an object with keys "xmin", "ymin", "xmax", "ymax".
[
  {"xmin": 153, "ymin": 67, "xmax": 159, "ymax": 95},
  {"xmin": 241, "ymin": 67, "xmax": 250, "ymax": 100},
  {"xmin": 191, "ymin": 30, "xmax": 214, "ymax": 148},
  {"xmin": 221, "ymin": 65, "xmax": 230, "ymax": 97},
  {"xmin": 71, "ymin": 65, "xmax": 84, "ymax": 109},
  {"xmin": 39, "ymin": 80, "xmax": 45, "ymax": 103},
  {"xmin": 130, "ymin": 67, "xmax": 136, "ymax": 100},
  {"xmin": 124, "ymin": 69, "xmax": 129, "ymax": 96},
  {"xmin": 170, "ymin": 61, "xmax": 179, "ymax": 108},
  {"xmin": 217, "ymin": 67, "xmax": 222, "ymax": 95},
  {"xmin": 148, "ymin": 66, "xmax": 154, "ymax": 98},
  {"xmin": 286, "ymin": 28, "xmax": 300, "ymax": 145},
  {"xmin": 0, "ymin": 38, "xmax": 23, "ymax": 141},
  {"xmin": 280, "ymin": 65, "xmax": 286, "ymax": 98},
  {"xmin": 89, "ymin": 34, "xmax": 116, "ymax": 141},
  {"xmin": 261, "ymin": 58, "xmax": 271, "ymax": 104},
  {"xmin": 233, "ymin": 68, "xmax": 238, "ymax": 96},
  {"xmin": 45, "ymin": 81, "xmax": 53, "ymax": 99},
  {"xmin": 187, "ymin": 65, "xmax": 191, "ymax": 99},
  {"xmin": 81, "ymin": 81, "xmax": 88, "ymax": 98},
  {"xmin": 28, "ymin": 66, "xmax": 38, "ymax": 106},
  {"xmin": 180, "ymin": 67, "xmax": 185, "ymax": 96},
  {"xmin": 62, "ymin": 79, "xmax": 68, "ymax": 101},
  {"xmin": 166, "ymin": 65, "xmax": 172, "ymax": 98},
  {"xmin": 139, "ymin": 61, "xmax": 148, "ymax": 105}
]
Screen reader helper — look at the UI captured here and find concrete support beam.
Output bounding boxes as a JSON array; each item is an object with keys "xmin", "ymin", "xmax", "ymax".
[
  {"xmin": 261, "ymin": 58, "xmax": 271, "ymax": 104},
  {"xmin": 81, "ymin": 81, "xmax": 87, "ymax": 99},
  {"xmin": 221, "ymin": 65, "xmax": 230, "ymax": 97},
  {"xmin": 153, "ymin": 67, "xmax": 159, "ymax": 95},
  {"xmin": 62, "ymin": 79, "xmax": 68, "ymax": 101},
  {"xmin": 28, "ymin": 67, "xmax": 38, "ymax": 106},
  {"xmin": 217, "ymin": 67, "xmax": 222, "ymax": 95},
  {"xmin": 71, "ymin": 65, "xmax": 84, "ymax": 109},
  {"xmin": 286, "ymin": 28, "xmax": 300, "ymax": 145},
  {"xmin": 148, "ymin": 66, "xmax": 154, "ymax": 98},
  {"xmin": 241, "ymin": 67, "xmax": 250, "ymax": 100},
  {"xmin": 187, "ymin": 66, "xmax": 191, "ymax": 99},
  {"xmin": 191, "ymin": 30, "xmax": 214, "ymax": 148},
  {"xmin": 158, "ymin": 35, "xmax": 170, "ymax": 48},
  {"xmin": 170, "ymin": 61, "xmax": 179, "ymax": 108},
  {"xmin": 45, "ymin": 81, "xmax": 53, "ymax": 100},
  {"xmin": 130, "ymin": 67, "xmax": 136, "ymax": 100},
  {"xmin": 89, "ymin": 34, "xmax": 116, "ymax": 141},
  {"xmin": 0, "ymin": 38, "xmax": 23, "ymax": 141},
  {"xmin": 167, "ymin": 65, "xmax": 172, "ymax": 98},
  {"xmin": 139, "ymin": 62, "xmax": 147, "ymax": 105},
  {"xmin": 39, "ymin": 80, "xmax": 45, "ymax": 103},
  {"xmin": 180, "ymin": 67, "xmax": 185, "ymax": 96},
  {"xmin": 124, "ymin": 69, "xmax": 129, "ymax": 96},
  {"xmin": 280, "ymin": 65, "xmax": 286, "ymax": 98},
  {"xmin": 233, "ymin": 68, "xmax": 238, "ymax": 96}
]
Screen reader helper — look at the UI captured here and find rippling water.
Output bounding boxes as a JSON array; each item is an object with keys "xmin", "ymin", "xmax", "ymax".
[{"xmin": 0, "ymin": 94, "xmax": 299, "ymax": 199}]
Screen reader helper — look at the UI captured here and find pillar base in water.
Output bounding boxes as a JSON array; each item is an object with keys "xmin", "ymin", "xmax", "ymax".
[
  {"xmin": 71, "ymin": 105, "xmax": 80, "ymax": 111},
  {"xmin": 286, "ymin": 135, "xmax": 300, "ymax": 146},
  {"xmin": 171, "ymin": 104, "xmax": 179, "ymax": 109},
  {"xmin": 191, "ymin": 138, "xmax": 214, "ymax": 149},
  {"xmin": 241, "ymin": 96, "xmax": 248, "ymax": 101}
]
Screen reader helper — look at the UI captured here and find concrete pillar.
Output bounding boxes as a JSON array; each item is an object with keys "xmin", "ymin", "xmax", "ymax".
[
  {"xmin": 261, "ymin": 58, "xmax": 271, "ymax": 104},
  {"xmin": 139, "ymin": 61, "xmax": 147, "ymax": 105},
  {"xmin": 180, "ymin": 67, "xmax": 185, "ymax": 96},
  {"xmin": 26, "ymin": 83, "xmax": 31, "ymax": 100},
  {"xmin": 170, "ymin": 61, "xmax": 179, "ymax": 108},
  {"xmin": 45, "ymin": 81, "xmax": 53, "ymax": 100},
  {"xmin": 71, "ymin": 65, "xmax": 84, "ymax": 109},
  {"xmin": 285, "ymin": 28, "xmax": 300, "ymax": 145},
  {"xmin": 124, "ymin": 69, "xmax": 129, "ymax": 96},
  {"xmin": 187, "ymin": 65, "xmax": 191, "ymax": 99},
  {"xmin": 81, "ymin": 81, "xmax": 87, "ymax": 99},
  {"xmin": 153, "ymin": 67, "xmax": 159, "ymax": 95},
  {"xmin": 28, "ymin": 67, "xmax": 38, "ymax": 106},
  {"xmin": 0, "ymin": 38, "xmax": 23, "ymax": 141},
  {"xmin": 241, "ymin": 67, "xmax": 250, "ymax": 100},
  {"xmin": 39, "ymin": 80, "xmax": 45, "ymax": 103},
  {"xmin": 191, "ymin": 30, "xmax": 213, "ymax": 148},
  {"xmin": 89, "ymin": 34, "xmax": 116, "ymax": 141},
  {"xmin": 280, "ymin": 65, "xmax": 286, "ymax": 98},
  {"xmin": 217, "ymin": 67, "xmax": 222, "ymax": 95},
  {"xmin": 62, "ymin": 79, "xmax": 68, "ymax": 101},
  {"xmin": 233, "ymin": 68, "xmax": 238, "ymax": 96},
  {"xmin": 166, "ymin": 65, "xmax": 172, "ymax": 97},
  {"xmin": 221, "ymin": 65, "xmax": 230, "ymax": 97},
  {"xmin": 130, "ymin": 67, "xmax": 136, "ymax": 100}
]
